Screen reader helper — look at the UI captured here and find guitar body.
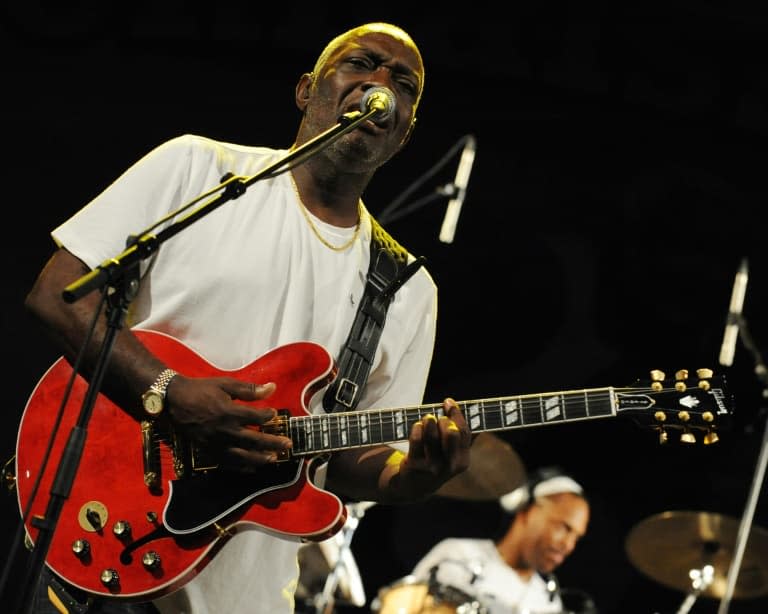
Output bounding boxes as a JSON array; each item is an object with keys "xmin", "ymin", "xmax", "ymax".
[{"xmin": 15, "ymin": 329, "xmax": 345, "ymax": 601}]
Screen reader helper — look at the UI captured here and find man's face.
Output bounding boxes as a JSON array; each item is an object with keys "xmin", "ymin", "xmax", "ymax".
[
  {"xmin": 297, "ymin": 31, "xmax": 424, "ymax": 171},
  {"xmin": 522, "ymin": 493, "xmax": 590, "ymax": 574}
]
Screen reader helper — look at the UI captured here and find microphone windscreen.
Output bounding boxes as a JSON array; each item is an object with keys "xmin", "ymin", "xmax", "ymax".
[{"xmin": 360, "ymin": 87, "xmax": 395, "ymax": 120}]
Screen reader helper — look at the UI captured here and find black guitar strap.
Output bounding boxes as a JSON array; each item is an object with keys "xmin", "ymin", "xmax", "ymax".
[{"xmin": 322, "ymin": 217, "xmax": 426, "ymax": 414}]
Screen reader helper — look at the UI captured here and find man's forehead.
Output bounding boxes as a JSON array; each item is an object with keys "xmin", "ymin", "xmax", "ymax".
[
  {"xmin": 328, "ymin": 33, "xmax": 422, "ymax": 69},
  {"xmin": 537, "ymin": 493, "xmax": 587, "ymax": 514}
]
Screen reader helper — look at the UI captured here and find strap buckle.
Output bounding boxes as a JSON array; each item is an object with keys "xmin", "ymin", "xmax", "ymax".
[{"xmin": 334, "ymin": 377, "xmax": 359, "ymax": 409}]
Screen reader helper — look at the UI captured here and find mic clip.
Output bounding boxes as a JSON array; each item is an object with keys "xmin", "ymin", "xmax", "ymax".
[
  {"xmin": 339, "ymin": 110, "xmax": 363, "ymax": 125},
  {"xmin": 436, "ymin": 183, "xmax": 459, "ymax": 198}
]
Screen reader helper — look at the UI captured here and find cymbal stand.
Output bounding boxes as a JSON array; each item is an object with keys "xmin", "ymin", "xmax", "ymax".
[
  {"xmin": 674, "ymin": 565, "xmax": 714, "ymax": 614},
  {"xmin": 716, "ymin": 312, "xmax": 768, "ymax": 614},
  {"xmin": 314, "ymin": 502, "xmax": 374, "ymax": 614}
]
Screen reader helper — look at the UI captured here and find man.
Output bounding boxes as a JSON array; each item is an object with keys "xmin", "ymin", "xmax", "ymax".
[
  {"xmin": 409, "ymin": 467, "xmax": 590, "ymax": 614},
  {"xmin": 23, "ymin": 22, "xmax": 471, "ymax": 613}
]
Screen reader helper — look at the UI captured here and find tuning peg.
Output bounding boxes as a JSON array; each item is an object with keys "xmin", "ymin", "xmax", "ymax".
[
  {"xmin": 650, "ymin": 370, "xmax": 665, "ymax": 391},
  {"xmin": 680, "ymin": 429, "xmax": 696, "ymax": 444},
  {"xmin": 658, "ymin": 428, "xmax": 669, "ymax": 444},
  {"xmin": 696, "ymin": 368, "xmax": 713, "ymax": 391},
  {"xmin": 674, "ymin": 370, "xmax": 688, "ymax": 391},
  {"xmin": 703, "ymin": 429, "xmax": 720, "ymax": 445}
]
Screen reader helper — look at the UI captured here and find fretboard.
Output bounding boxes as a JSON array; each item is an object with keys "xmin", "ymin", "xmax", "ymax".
[{"xmin": 289, "ymin": 387, "xmax": 618, "ymax": 456}]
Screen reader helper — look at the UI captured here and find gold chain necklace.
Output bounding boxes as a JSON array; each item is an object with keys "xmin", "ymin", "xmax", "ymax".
[{"xmin": 290, "ymin": 172, "xmax": 363, "ymax": 252}]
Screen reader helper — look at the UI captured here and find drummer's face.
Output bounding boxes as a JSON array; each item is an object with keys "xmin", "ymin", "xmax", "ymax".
[{"xmin": 525, "ymin": 493, "xmax": 589, "ymax": 573}]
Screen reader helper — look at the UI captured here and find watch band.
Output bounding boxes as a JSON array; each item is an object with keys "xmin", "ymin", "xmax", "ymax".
[{"xmin": 149, "ymin": 368, "xmax": 178, "ymax": 397}]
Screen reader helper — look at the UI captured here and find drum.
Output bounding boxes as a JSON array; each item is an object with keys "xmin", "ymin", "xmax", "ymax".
[
  {"xmin": 371, "ymin": 575, "xmax": 486, "ymax": 614},
  {"xmin": 559, "ymin": 587, "xmax": 599, "ymax": 614}
]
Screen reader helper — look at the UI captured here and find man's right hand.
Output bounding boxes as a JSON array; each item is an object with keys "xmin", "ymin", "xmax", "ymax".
[{"xmin": 165, "ymin": 377, "xmax": 293, "ymax": 470}]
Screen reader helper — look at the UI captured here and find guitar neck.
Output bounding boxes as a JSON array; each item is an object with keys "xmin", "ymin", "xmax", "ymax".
[{"xmin": 288, "ymin": 387, "xmax": 617, "ymax": 456}]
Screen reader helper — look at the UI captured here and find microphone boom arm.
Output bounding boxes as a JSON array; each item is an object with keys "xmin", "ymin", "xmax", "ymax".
[{"xmin": 63, "ymin": 107, "xmax": 381, "ymax": 303}]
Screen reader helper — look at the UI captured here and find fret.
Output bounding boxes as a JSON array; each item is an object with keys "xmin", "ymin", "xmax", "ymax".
[
  {"xmin": 466, "ymin": 401, "xmax": 481, "ymax": 432},
  {"xmin": 383, "ymin": 409, "xmax": 393, "ymax": 443},
  {"xmin": 336, "ymin": 414, "xmax": 348, "ymax": 448},
  {"xmin": 493, "ymin": 399, "xmax": 505, "ymax": 430},
  {"xmin": 343, "ymin": 413, "xmax": 361, "ymax": 447},
  {"xmin": 359, "ymin": 412, "xmax": 369, "ymax": 445},
  {"xmin": 394, "ymin": 409, "xmax": 407, "ymax": 442},
  {"xmin": 290, "ymin": 416, "xmax": 304, "ymax": 453},
  {"xmin": 367, "ymin": 410, "xmax": 381, "ymax": 444},
  {"xmin": 305, "ymin": 415, "xmax": 316, "ymax": 451},
  {"xmin": 543, "ymin": 394, "xmax": 564, "ymax": 423},
  {"xmin": 502, "ymin": 398, "xmax": 521, "ymax": 428},
  {"xmin": 320, "ymin": 415, "xmax": 330, "ymax": 449},
  {"xmin": 561, "ymin": 393, "xmax": 569, "ymax": 420}
]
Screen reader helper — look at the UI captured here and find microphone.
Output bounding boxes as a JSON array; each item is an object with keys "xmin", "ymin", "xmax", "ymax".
[
  {"xmin": 439, "ymin": 134, "xmax": 477, "ymax": 244},
  {"xmin": 360, "ymin": 87, "xmax": 396, "ymax": 121},
  {"xmin": 719, "ymin": 258, "xmax": 749, "ymax": 367}
]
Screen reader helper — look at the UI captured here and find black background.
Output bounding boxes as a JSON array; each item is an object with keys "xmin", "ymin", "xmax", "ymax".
[{"xmin": 2, "ymin": 4, "xmax": 768, "ymax": 614}]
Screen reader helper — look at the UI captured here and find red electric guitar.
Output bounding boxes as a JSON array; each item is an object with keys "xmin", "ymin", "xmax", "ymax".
[{"xmin": 15, "ymin": 329, "xmax": 732, "ymax": 601}]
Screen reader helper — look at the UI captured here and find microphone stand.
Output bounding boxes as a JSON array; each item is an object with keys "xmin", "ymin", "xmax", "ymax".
[
  {"xmin": 377, "ymin": 134, "xmax": 472, "ymax": 225},
  {"xmin": 9, "ymin": 107, "xmax": 380, "ymax": 614},
  {"xmin": 716, "ymin": 313, "xmax": 768, "ymax": 614}
]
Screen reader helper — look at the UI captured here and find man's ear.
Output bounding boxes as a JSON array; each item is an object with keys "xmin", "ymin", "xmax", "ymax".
[{"xmin": 295, "ymin": 72, "xmax": 314, "ymax": 111}]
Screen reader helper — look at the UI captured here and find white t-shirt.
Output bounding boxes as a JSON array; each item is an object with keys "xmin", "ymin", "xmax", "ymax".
[
  {"xmin": 411, "ymin": 538, "xmax": 563, "ymax": 614},
  {"xmin": 52, "ymin": 134, "xmax": 438, "ymax": 613}
]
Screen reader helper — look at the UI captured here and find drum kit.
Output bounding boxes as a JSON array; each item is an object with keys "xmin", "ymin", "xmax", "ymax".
[{"xmin": 297, "ymin": 435, "xmax": 768, "ymax": 613}]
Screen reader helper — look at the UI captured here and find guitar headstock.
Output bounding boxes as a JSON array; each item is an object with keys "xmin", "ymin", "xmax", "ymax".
[{"xmin": 617, "ymin": 368, "xmax": 733, "ymax": 445}]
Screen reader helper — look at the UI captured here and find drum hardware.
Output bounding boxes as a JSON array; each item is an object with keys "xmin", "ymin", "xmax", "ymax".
[
  {"xmin": 672, "ymin": 565, "xmax": 714, "ymax": 614},
  {"xmin": 435, "ymin": 433, "xmax": 526, "ymax": 501},
  {"xmin": 371, "ymin": 574, "xmax": 488, "ymax": 614},
  {"xmin": 625, "ymin": 510, "xmax": 768, "ymax": 604},
  {"xmin": 558, "ymin": 587, "xmax": 599, "ymax": 614},
  {"xmin": 297, "ymin": 501, "xmax": 374, "ymax": 614}
]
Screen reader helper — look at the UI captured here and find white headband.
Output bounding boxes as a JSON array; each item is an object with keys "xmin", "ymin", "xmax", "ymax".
[{"xmin": 499, "ymin": 475, "xmax": 584, "ymax": 513}]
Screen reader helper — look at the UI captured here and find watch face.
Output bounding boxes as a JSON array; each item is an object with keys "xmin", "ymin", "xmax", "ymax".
[{"xmin": 143, "ymin": 391, "xmax": 163, "ymax": 415}]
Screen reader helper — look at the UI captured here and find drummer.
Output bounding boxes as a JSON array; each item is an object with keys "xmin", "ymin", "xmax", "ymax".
[{"xmin": 410, "ymin": 466, "xmax": 591, "ymax": 613}]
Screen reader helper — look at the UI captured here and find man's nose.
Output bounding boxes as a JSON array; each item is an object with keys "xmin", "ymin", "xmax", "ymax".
[{"xmin": 364, "ymin": 64, "xmax": 396, "ymax": 88}]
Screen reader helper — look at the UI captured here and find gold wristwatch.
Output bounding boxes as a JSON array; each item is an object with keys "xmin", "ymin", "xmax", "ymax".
[{"xmin": 141, "ymin": 368, "xmax": 178, "ymax": 417}]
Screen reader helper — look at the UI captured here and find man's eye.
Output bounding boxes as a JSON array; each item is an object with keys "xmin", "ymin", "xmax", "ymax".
[
  {"xmin": 396, "ymin": 80, "xmax": 417, "ymax": 96},
  {"xmin": 346, "ymin": 57, "xmax": 371, "ymax": 69}
]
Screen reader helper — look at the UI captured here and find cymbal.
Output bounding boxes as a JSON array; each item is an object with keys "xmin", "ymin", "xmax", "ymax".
[
  {"xmin": 435, "ymin": 432, "xmax": 526, "ymax": 501},
  {"xmin": 625, "ymin": 510, "xmax": 768, "ymax": 600}
]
